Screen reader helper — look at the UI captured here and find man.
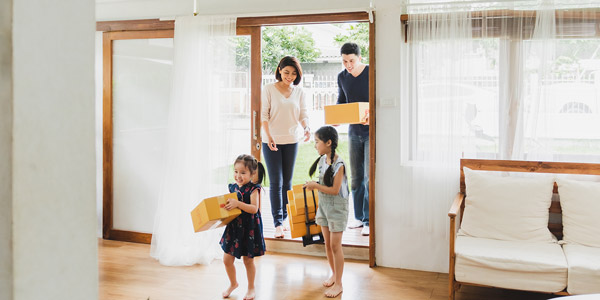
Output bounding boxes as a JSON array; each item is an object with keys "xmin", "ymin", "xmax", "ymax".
[{"xmin": 336, "ymin": 42, "xmax": 369, "ymax": 236}]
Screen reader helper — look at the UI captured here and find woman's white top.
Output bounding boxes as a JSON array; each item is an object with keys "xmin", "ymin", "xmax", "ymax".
[{"xmin": 261, "ymin": 83, "xmax": 309, "ymax": 145}]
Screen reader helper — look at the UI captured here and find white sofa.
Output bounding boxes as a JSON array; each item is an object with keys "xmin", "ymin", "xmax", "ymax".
[{"xmin": 448, "ymin": 159, "xmax": 600, "ymax": 300}]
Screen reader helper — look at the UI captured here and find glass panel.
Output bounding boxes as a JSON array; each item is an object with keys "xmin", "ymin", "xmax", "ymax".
[
  {"xmin": 523, "ymin": 38, "xmax": 600, "ymax": 160},
  {"xmin": 113, "ymin": 36, "xmax": 252, "ymax": 233},
  {"xmin": 225, "ymin": 35, "xmax": 252, "ymax": 181},
  {"xmin": 112, "ymin": 38, "xmax": 173, "ymax": 233},
  {"xmin": 411, "ymin": 38, "xmax": 500, "ymax": 161},
  {"xmin": 259, "ymin": 23, "xmax": 370, "ymax": 186}
]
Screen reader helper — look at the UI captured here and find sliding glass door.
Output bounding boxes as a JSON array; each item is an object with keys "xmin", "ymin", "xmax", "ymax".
[{"xmin": 102, "ymin": 26, "xmax": 253, "ymax": 243}]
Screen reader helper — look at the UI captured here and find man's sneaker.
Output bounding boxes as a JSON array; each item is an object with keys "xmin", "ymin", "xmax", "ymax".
[
  {"xmin": 361, "ymin": 225, "xmax": 370, "ymax": 236},
  {"xmin": 348, "ymin": 219, "xmax": 363, "ymax": 229}
]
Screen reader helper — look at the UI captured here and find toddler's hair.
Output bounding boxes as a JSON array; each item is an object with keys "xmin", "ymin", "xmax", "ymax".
[
  {"xmin": 308, "ymin": 126, "xmax": 339, "ymax": 187},
  {"xmin": 234, "ymin": 154, "xmax": 266, "ymax": 184}
]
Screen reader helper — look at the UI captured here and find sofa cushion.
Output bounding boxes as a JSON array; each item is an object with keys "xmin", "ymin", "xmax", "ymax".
[
  {"xmin": 455, "ymin": 235, "xmax": 568, "ymax": 293},
  {"xmin": 556, "ymin": 178, "xmax": 600, "ymax": 248},
  {"xmin": 459, "ymin": 167, "xmax": 555, "ymax": 242},
  {"xmin": 563, "ymin": 243, "xmax": 600, "ymax": 295}
]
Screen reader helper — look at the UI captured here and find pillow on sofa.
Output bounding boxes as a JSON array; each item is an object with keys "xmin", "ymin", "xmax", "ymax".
[
  {"xmin": 556, "ymin": 178, "xmax": 600, "ymax": 248},
  {"xmin": 459, "ymin": 167, "xmax": 555, "ymax": 242}
]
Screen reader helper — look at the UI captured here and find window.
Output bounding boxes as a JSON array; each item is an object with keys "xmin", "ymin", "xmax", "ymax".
[{"xmin": 404, "ymin": 10, "xmax": 600, "ymax": 162}]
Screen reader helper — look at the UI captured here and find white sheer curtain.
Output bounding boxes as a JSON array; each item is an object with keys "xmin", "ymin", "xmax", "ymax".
[
  {"xmin": 400, "ymin": 1, "xmax": 600, "ymax": 270},
  {"xmin": 401, "ymin": 9, "xmax": 477, "ymax": 239},
  {"xmin": 150, "ymin": 15, "xmax": 238, "ymax": 266}
]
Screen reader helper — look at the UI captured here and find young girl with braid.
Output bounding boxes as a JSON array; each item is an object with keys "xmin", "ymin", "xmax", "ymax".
[
  {"xmin": 304, "ymin": 126, "xmax": 349, "ymax": 298},
  {"xmin": 220, "ymin": 154, "xmax": 266, "ymax": 300}
]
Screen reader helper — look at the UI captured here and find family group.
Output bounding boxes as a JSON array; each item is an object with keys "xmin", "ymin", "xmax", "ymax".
[{"xmin": 218, "ymin": 42, "xmax": 370, "ymax": 299}]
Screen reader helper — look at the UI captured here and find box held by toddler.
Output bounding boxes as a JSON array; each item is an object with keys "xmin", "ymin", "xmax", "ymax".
[{"xmin": 191, "ymin": 192, "xmax": 241, "ymax": 232}]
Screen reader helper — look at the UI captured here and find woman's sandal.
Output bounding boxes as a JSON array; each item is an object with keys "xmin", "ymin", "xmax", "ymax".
[{"xmin": 274, "ymin": 226, "xmax": 284, "ymax": 238}]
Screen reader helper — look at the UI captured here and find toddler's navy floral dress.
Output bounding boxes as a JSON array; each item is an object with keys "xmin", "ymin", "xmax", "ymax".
[{"xmin": 220, "ymin": 182, "xmax": 266, "ymax": 259}]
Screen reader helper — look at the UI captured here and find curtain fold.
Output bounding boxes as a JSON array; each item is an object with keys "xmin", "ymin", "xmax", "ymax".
[
  {"xmin": 402, "ymin": 10, "xmax": 476, "ymax": 238},
  {"xmin": 150, "ymin": 15, "xmax": 238, "ymax": 266}
]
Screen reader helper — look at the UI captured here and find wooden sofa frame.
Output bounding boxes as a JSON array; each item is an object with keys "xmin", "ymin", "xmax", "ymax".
[{"xmin": 448, "ymin": 158, "xmax": 600, "ymax": 300}]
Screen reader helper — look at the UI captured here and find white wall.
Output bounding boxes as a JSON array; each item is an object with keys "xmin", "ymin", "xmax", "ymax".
[
  {"xmin": 1, "ymin": 0, "xmax": 13, "ymax": 298},
  {"xmin": 96, "ymin": 0, "xmax": 451, "ymax": 273},
  {"xmin": 11, "ymin": 0, "xmax": 98, "ymax": 298},
  {"xmin": 97, "ymin": 0, "xmax": 372, "ymax": 20}
]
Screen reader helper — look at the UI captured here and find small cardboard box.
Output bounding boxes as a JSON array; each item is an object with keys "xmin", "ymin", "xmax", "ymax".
[
  {"xmin": 324, "ymin": 102, "xmax": 369, "ymax": 125},
  {"xmin": 190, "ymin": 192, "xmax": 241, "ymax": 232},
  {"xmin": 286, "ymin": 204, "xmax": 321, "ymax": 238},
  {"xmin": 288, "ymin": 185, "xmax": 319, "ymax": 215},
  {"xmin": 287, "ymin": 190, "xmax": 317, "ymax": 219}
]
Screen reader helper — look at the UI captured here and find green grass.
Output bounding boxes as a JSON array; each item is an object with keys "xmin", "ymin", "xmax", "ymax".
[{"xmin": 261, "ymin": 133, "xmax": 351, "ymax": 187}]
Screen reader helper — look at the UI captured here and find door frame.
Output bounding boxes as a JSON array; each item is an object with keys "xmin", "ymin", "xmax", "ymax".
[
  {"xmin": 99, "ymin": 28, "xmax": 174, "ymax": 243},
  {"xmin": 97, "ymin": 22, "xmax": 256, "ymax": 244},
  {"xmin": 236, "ymin": 12, "xmax": 377, "ymax": 267}
]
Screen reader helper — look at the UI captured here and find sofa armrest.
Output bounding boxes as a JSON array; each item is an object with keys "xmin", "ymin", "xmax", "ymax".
[
  {"xmin": 448, "ymin": 192, "xmax": 465, "ymax": 218},
  {"xmin": 448, "ymin": 192, "xmax": 465, "ymax": 300}
]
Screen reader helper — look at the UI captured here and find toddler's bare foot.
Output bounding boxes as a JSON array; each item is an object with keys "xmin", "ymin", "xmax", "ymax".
[
  {"xmin": 243, "ymin": 288, "xmax": 255, "ymax": 300},
  {"xmin": 322, "ymin": 276, "xmax": 335, "ymax": 287},
  {"xmin": 325, "ymin": 284, "xmax": 343, "ymax": 298},
  {"xmin": 222, "ymin": 282, "xmax": 238, "ymax": 298}
]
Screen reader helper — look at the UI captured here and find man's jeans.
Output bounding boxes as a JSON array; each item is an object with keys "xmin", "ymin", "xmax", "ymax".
[{"xmin": 349, "ymin": 134, "xmax": 369, "ymax": 226}]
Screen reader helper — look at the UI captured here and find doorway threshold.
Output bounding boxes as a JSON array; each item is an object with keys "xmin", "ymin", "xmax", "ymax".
[{"xmin": 264, "ymin": 238, "xmax": 369, "ymax": 261}]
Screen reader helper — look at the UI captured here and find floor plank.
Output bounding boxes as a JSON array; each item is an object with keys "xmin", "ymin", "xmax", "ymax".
[{"xmin": 99, "ymin": 239, "xmax": 562, "ymax": 300}]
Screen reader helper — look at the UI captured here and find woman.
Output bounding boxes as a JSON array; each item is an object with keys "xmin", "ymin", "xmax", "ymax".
[{"xmin": 261, "ymin": 56, "xmax": 310, "ymax": 238}]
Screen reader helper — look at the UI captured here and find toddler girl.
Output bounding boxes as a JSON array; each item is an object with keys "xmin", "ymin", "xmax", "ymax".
[{"xmin": 220, "ymin": 154, "xmax": 266, "ymax": 300}]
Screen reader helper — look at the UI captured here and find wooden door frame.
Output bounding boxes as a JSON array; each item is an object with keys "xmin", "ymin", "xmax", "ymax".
[
  {"xmin": 98, "ymin": 21, "xmax": 256, "ymax": 244},
  {"xmin": 98, "ymin": 12, "xmax": 378, "ymax": 267},
  {"xmin": 100, "ymin": 28, "xmax": 174, "ymax": 243},
  {"xmin": 237, "ymin": 11, "xmax": 377, "ymax": 267}
]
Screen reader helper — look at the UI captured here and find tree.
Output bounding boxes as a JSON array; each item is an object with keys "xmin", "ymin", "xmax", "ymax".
[
  {"xmin": 261, "ymin": 26, "xmax": 320, "ymax": 73},
  {"xmin": 333, "ymin": 22, "xmax": 369, "ymax": 64},
  {"xmin": 235, "ymin": 26, "xmax": 321, "ymax": 73}
]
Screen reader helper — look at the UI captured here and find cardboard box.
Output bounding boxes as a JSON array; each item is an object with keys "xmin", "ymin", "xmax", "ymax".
[
  {"xmin": 286, "ymin": 204, "xmax": 321, "ymax": 238},
  {"xmin": 190, "ymin": 192, "xmax": 241, "ymax": 232},
  {"xmin": 288, "ymin": 185, "xmax": 319, "ymax": 215},
  {"xmin": 324, "ymin": 102, "xmax": 369, "ymax": 125},
  {"xmin": 286, "ymin": 188, "xmax": 321, "ymax": 239},
  {"xmin": 287, "ymin": 190, "xmax": 317, "ymax": 219}
]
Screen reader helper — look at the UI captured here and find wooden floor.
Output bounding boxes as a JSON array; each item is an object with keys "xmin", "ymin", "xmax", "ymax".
[
  {"xmin": 260, "ymin": 187, "xmax": 369, "ymax": 247},
  {"xmin": 99, "ymin": 239, "xmax": 564, "ymax": 300}
]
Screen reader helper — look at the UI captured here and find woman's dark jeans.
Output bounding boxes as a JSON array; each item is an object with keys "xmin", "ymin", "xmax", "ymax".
[{"xmin": 262, "ymin": 142, "xmax": 298, "ymax": 227}]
